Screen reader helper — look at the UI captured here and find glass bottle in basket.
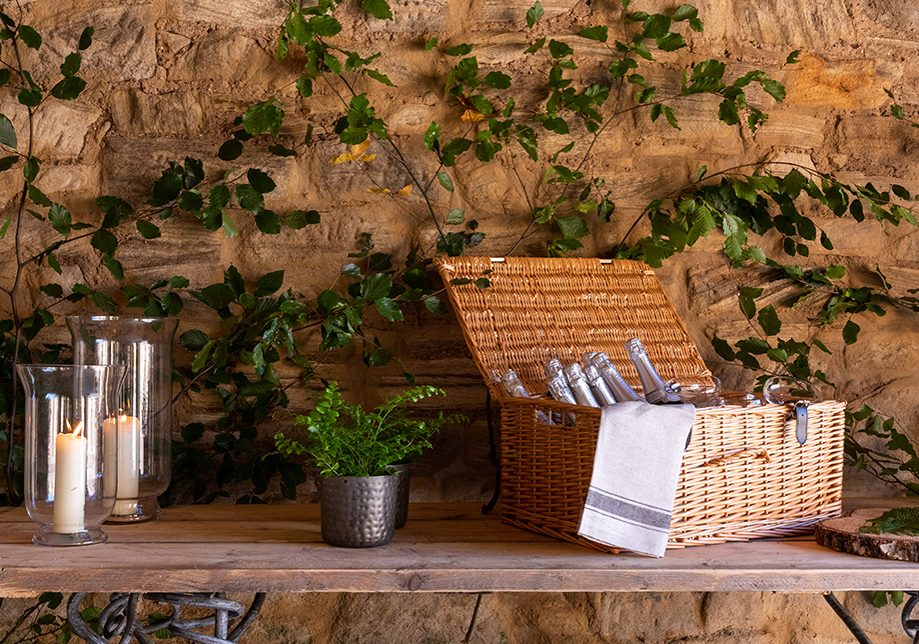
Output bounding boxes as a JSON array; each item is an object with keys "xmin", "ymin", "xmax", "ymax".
[{"xmin": 625, "ymin": 338, "xmax": 681, "ymax": 404}]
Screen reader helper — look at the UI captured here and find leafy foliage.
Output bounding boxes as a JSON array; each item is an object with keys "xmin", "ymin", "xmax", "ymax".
[
  {"xmin": 859, "ymin": 507, "xmax": 919, "ymax": 536},
  {"xmin": 274, "ymin": 381, "xmax": 462, "ymax": 477}
]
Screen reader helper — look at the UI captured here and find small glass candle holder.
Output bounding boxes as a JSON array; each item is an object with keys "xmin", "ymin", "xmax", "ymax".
[
  {"xmin": 17, "ymin": 364, "xmax": 124, "ymax": 546},
  {"xmin": 666, "ymin": 375, "xmax": 723, "ymax": 407},
  {"xmin": 68, "ymin": 316, "xmax": 179, "ymax": 523}
]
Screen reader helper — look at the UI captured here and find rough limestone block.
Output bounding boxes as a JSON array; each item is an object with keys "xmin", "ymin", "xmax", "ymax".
[
  {"xmin": 478, "ymin": 0, "xmax": 579, "ymax": 26},
  {"xmin": 37, "ymin": 165, "xmax": 95, "ymax": 195},
  {"xmin": 1, "ymin": 98, "xmax": 103, "ymax": 161},
  {"xmin": 731, "ymin": 0, "xmax": 857, "ymax": 51},
  {"xmin": 753, "ymin": 111, "xmax": 825, "ymax": 149},
  {"xmin": 109, "ymin": 90, "xmax": 206, "ymax": 136},
  {"xmin": 859, "ymin": 0, "xmax": 919, "ymax": 42},
  {"xmin": 166, "ymin": 32, "xmax": 291, "ymax": 89},
  {"xmin": 784, "ymin": 54, "xmax": 891, "ymax": 110},
  {"xmin": 37, "ymin": 5, "xmax": 157, "ymax": 82},
  {"xmin": 170, "ymin": 0, "xmax": 287, "ymax": 28},
  {"xmin": 367, "ymin": 0, "xmax": 448, "ymax": 33}
]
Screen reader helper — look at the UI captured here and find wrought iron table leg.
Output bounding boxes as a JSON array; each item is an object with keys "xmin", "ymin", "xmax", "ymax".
[
  {"xmin": 823, "ymin": 592, "xmax": 874, "ymax": 644},
  {"xmin": 67, "ymin": 592, "xmax": 266, "ymax": 644}
]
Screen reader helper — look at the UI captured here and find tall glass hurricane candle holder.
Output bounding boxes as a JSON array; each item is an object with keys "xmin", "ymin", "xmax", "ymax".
[
  {"xmin": 67, "ymin": 316, "xmax": 179, "ymax": 523},
  {"xmin": 17, "ymin": 364, "xmax": 124, "ymax": 546}
]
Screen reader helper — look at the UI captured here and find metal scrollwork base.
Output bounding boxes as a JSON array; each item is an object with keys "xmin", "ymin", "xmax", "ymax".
[
  {"xmin": 67, "ymin": 592, "xmax": 266, "ymax": 644},
  {"xmin": 901, "ymin": 591, "xmax": 919, "ymax": 643}
]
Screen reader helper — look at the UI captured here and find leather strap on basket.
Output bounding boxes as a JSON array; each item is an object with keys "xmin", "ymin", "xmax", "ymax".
[{"xmin": 703, "ymin": 448, "xmax": 771, "ymax": 467}]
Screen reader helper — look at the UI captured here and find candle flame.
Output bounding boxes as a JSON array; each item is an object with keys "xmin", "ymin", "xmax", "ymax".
[
  {"xmin": 119, "ymin": 414, "xmax": 129, "ymax": 423},
  {"xmin": 65, "ymin": 419, "xmax": 84, "ymax": 438}
]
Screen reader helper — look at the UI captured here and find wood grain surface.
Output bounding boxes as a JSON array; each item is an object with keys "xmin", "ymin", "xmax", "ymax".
[{"xmin": 0, "ymin": 502, "xmax": 917, "ymax": 597}]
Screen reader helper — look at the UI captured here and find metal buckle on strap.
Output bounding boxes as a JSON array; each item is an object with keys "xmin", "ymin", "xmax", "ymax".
[{"xmin": 792, "ymin": 401, "xmax": 809, "ymax": 445}]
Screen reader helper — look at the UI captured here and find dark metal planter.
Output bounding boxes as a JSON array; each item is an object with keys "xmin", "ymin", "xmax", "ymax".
[
  {"xmin": 387, "ymin": 461, "xmax": 412, "ymax": 529},
  {"xmin": 320, "ymin": 474, "xmax": 397, "ymax": 547}
]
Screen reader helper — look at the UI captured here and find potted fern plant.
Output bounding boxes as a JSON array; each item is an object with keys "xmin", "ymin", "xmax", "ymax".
[{"xmin": 274, "ymin": 381, "xmax": 459, "ymax": 547}]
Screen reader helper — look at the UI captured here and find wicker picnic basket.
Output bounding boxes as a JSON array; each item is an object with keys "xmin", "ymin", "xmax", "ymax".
[{"xmin": 434, "ymin": 256, "xmax": 845, "ymax": 551}]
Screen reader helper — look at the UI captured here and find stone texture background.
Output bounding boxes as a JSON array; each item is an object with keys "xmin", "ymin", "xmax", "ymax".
[{"xmin": 2, "ymin": 0, "xmax": 919, "ymax": 641}]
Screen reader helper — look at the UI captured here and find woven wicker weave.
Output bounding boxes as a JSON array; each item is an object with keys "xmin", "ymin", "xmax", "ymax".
[{"xmin": 435, "ymin": 256, "xmax": 845, "ymax": 551}]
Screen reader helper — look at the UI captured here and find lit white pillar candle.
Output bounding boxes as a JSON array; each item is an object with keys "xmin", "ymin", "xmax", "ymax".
[
  {"xmin": 103, "ymin": 414, "xmax": 140, "ymax": 515},
  {"xmin": 53, "ymin": 421, "xmax": 86, "ymax": 533}
]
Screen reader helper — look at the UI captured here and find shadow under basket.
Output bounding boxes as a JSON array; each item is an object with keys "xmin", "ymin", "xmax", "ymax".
[{"xmin": 434, "ymin": 256, "xmax": 845, "ymax": 552}]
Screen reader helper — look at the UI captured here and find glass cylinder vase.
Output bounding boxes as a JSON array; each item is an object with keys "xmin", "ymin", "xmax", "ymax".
[
  {"xmin": 17, "ymin": 364, "xmax": 125, "ymax": 546},
  {"xmin": 67, "ymin": 316, "xmax": 179, "ymax": 523}
]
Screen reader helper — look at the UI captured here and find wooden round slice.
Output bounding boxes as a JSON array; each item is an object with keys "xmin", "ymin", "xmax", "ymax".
[{"xmin": 816, "ymin": 508, "xmax": 919, "ymax": 562}]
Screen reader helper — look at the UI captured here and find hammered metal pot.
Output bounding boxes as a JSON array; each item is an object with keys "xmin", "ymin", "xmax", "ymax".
[
  {"xmin": 319, "ymin": 474, "xmax": 397, "ymax": 548},
  {"xmin": 387, "ymin": 461, "xmax": 412, "ymax": 529}
]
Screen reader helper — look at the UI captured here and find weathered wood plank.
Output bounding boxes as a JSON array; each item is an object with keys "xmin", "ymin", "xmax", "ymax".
[{"xmin": 0, "ymin": 503, "xmax": 917, "ymax": 597}]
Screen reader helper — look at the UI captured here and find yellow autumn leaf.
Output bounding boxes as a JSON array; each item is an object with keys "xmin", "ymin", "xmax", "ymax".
[
  {"xmin": 461, "ymin": 109, "xmax": 485, "ymax": 123},
  {"xmin": 358, "ymin": 154, "xmax": 377, "ymax": 162},
  {"xmin": 368, "ymin": 188, "xmax": 391, "ymax": 194},
  {"xmin": 396, "ymin": 185, "xmax": 413, "ymax": 196},
  {"xmin": 351, "ymin": 138, "xmax": 370, "ymax": 156},
  {"xmin": 330, "ymin": 152, "xmax": 357, "ymax": 165}
]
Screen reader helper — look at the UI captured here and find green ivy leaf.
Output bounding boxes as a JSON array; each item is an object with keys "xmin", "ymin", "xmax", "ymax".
[
  {"xmin": 375, "ymin": 297, "xmax": 403, "ymax": 322},
  {"xmin": 19, "ymin": 86, "xmax": 42, "ymax": 108},
  {"xmin": 711, "ymin": 335, "xmax": 736, "ymax": 361},
  {"xmin": 671, "ymin": 4, "xmax": 698, "ymax": 21},
  {"xmin": 757, "ymin": 304, "xmax": 782, "ymax": 336},
  {"xmin": 548, "ymin": 40, "xmax": 573, "ymax": 59},
  {"xmin": 738, "ymin": 286, "xmax": 762, "ymax": 319},
  {"xmin": 18, "ymin": 25, "xmax": 42, "ymax": 50},
  {"xmin": 310, "ymin": 15, "xmax": 342, "ymax": 37},
  {"xmin": 256, "ymin": 210, "xmax": 282, "ymax": 234},
  {"xmin": 424, "ymin": 122, "xmax": 441, "ymax": 150},
  {"xmin": 222, "ymin": 212, "xmax": 238, "ymax": 238},
  {"xmin": 526, "ymin": 1, "xmax": 544, "ymax": 28},
  {"xmin": 555, "ymin": 215, "xmax": 588, "ymax": 239},
  {"xmin": 247, "ymin": 168, "xmax": 277, "ymax": 194},
  {"xmin": 446, "ymin": 208, "xmax": 465, "ymax": 225},
  {"xmin": 242, "ymin": 100, "xmax": 285, "ymax": 137},
  {"xmin": 656, "ymin": 32, "xmax": 685, "ymax": 52},
  {"xmin": 437, "ymin": 171, "xmax": 454, "ymax": 192},
  {"xmin": 580, "ymin": 25, "xmax": 608, "ymax": 42},
  {"xmin": 255, "ymin": 270, "xmax": 285, "ymax": 297},
  {"xmin": 218, "ymin": 139, "xmax": 244, "ymax": 161},
  {"xmin": 50, "ymin": 76, "xmax": 86, "ymax": 100},
  {"xmin": 136, "ymin": 220, "xmax": 161, "ymax": 239},
  {"xmin": 236, "ymin": 184, "xmax": 264, "ymax": 213},
  {"xmin": 0, "ymin": 155, "xmax": 16, "ymax": 172},
  {"xmin": 48, "ymin": 203, "xmax": 71, "ymax": 235},
  {"xmin": 363, "ymin": 0, "xmax": 393, "ymax": 20},
  {"xmin": 0, "ymin": 114, "xmax": 16, "ymax": 149},
  {"xmin": 209, "ymin": 184, "xmax": 231, "ymax": 209},
  {"xmin": 445, "ymin": 43, "xmax": 474, "ymax": 56},
  {"xmin": 79, "ymin": 26, "xmax": 94, "ymax": 50},
  {"xmin": 268, "ymin": 144, "xmax": 297, "ymax": 157},
  {"xmin": 91, "ymin": 229, "xmax": 118, "ymax": 254},
  {"xmin": 483, "ymin": 71, "xmax": 512, "ymax": 89},
  {"xmin": 285, "ymin": 209, "xmax": 320, "ymax": 229},
  {"xmin": 843, "ymin": 319, "xmax": 860, "ymax": 345},
  {"xmin": 362, "ymin": 273, "xmax": 392, "ymax": 302},
  {"xmin": 524, "ymin": 37, "xmax": 546, "ymax": 54},
  {"xmin": 99, "ymin": 255, "xmax": 123, "ymax": 283},
  {"xmin": 60, "ymin": 53, "xmax": 82, "ymax": 77}
]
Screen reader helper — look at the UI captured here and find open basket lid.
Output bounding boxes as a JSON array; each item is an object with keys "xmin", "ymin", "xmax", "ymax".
[{"xmin": 433, "ymin": 256, "xmax": 711, "ymax": 400}]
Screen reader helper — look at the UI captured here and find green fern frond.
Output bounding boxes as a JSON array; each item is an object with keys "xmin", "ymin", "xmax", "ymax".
[{"xmin": 860, "ymin": 507, "xmax": 919, "ymax": 535}]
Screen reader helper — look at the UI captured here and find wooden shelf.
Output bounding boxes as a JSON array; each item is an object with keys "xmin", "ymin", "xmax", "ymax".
[{"xmin": 1, "ymin": 502, "xmax": 917, "ymax": 597}]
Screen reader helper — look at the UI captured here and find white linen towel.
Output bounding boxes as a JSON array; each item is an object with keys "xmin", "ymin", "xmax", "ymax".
[{"xmin": 577, "ymin": 401, "xmax": 696, "ymax": 557}]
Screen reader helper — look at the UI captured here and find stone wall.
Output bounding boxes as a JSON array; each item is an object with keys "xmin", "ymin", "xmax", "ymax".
[{"xmin": 2, "ymin": 0, "xmax": 919, "ymax": 641}]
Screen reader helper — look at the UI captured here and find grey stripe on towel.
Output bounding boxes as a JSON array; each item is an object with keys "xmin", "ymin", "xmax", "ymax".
[{"xmin": 584, "ymin": 487, "xmax": 672, "ymax": 531}]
